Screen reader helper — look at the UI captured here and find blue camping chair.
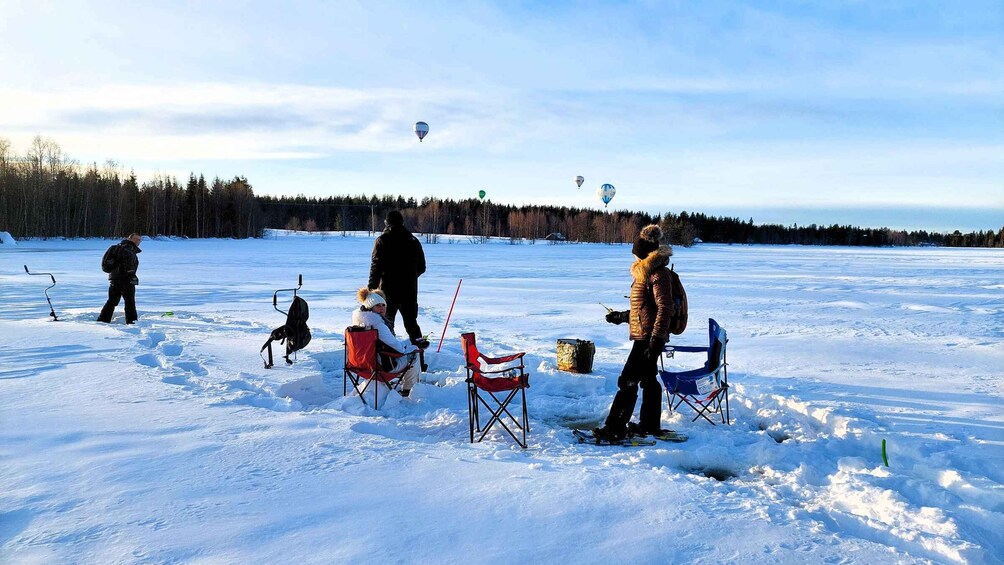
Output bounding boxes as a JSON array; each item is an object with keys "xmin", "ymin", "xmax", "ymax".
[{"xmin": 659, "ymin": 318, "xmax": 730, "ymax": 425}]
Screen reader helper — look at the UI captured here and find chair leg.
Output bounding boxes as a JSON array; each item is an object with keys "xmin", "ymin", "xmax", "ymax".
[
  {"xmin": 468, "ymin": 383, "xmax": 476, "ymax": 443},
  {"xmin": 488, "ymin": 391, "xmax": 524, "ymax": 431},
  {"xmin": 690, "ymin": 391, "xmax": 726, "ymax": 425},
  {"xmin": 472, "ymin": 385, "xmax": 481, "ymax": 433},
  {"xmin": 672, "ymin": 395, "xmax": 685, "ymax": 412},
  {"xmin": 722, "ymin": 368, "xmax": 730, "ymax": 425},
  {"xmin": 346, "ymin": 372, "xmax": 372, "ymax": 407},
  {"xmin": 679, "ymin": 394, "xmax": 717, "ymax": 425},
  {"xmin": 475, "ymin": 388, "xmax": 528, "ymax": 448},
  {"xmin": 476, "ymin": 389, "xmax": 518, "ymax": 441},
  {"xmin": 724, "ymin": 386, "xmax": 730, "ymax": 425},
  {"xmin": 521, "ymin": 386, "xmax": 528, "ymax": 446}
]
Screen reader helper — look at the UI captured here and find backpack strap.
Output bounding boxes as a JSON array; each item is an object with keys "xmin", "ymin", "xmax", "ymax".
[{"xmin": 261, "ymin": 326, "xmax": 287, "ymax": 369}]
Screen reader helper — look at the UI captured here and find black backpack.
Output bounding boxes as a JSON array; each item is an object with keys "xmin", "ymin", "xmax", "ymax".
[
  {"xmin": 667, "ymin": 267, "xmax": 688, "ymax": 335},
  {"xmin": 261, "ymin": 296, "xmax": 312, "ymax": 368},
  {"xmin": 101, "ymin": 244, "xmax": 122, "ymax": 273}
]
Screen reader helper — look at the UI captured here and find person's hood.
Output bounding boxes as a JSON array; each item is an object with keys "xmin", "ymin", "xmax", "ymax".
[
  {"xmin": 120, "ymin": 239, "xmax": 142, "ymax": 253},
  {"xmin": 630, "ymin": 245, "xmax": 671, "ymax": 281}
]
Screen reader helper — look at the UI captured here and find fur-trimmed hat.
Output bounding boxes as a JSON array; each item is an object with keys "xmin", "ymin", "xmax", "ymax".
[
  {"xmin": 357, "ymin": 287, "xmax": 386, "ymax": 310},
  {"xmin": 386, "ymin": 210, "xmax": 404, "ymax": 227},
  {"xmin": 632, "ymin": 224, "xmax": 664, "ymax": 259}
]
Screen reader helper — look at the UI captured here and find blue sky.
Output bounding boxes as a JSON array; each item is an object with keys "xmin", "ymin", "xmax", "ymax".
[{"xmin": 1, "ymin": 0, "xmax": 1001, "ymax": 231}]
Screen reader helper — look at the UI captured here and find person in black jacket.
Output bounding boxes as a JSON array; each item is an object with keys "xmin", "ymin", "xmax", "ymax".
[
  {"xmin": 98, "ymin": 233, "xmax": 142, "ymax": 324},
  {"xmin": 367, "ymin": 210, "xmax": 428, "ymax": 348}
]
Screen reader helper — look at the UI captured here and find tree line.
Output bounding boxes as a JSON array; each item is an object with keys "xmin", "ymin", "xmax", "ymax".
[
  {"xmin": 0, "ymin": 137, "xmax": 262, "ymax": 239},
  {"xmin": 2, "ymin": 136, "xmax": 1001, "ymax": 247},
  {"xmin": 267, "ymin": 195, "xmax": 1003, "ymax": 248}
]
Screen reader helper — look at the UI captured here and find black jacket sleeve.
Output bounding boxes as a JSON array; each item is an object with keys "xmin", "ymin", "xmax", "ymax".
[
  {"xmin": 368, "ymin": 238, "xmax": 383, "ymax": 289},
  {"xmin": 415, "ymin": 236, "xmax": 426, "ymax": 277}
]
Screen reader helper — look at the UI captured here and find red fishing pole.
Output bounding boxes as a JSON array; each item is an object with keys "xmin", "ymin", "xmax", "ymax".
[{"xmin": 437, "ymin": 279, "xmax": 462, "ymax": 353}]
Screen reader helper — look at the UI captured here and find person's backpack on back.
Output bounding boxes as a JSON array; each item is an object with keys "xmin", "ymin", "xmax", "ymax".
[
  {"xmin": 261, "ymin": 296, "xmax": 312, "ymax": 368},
  {"xmin": 101, "ymin": 244, "xmax": 122, "ymax": 274},
  {"xmin": 667, "ymin": 266, "xmax": 688, "ymax": 335}
]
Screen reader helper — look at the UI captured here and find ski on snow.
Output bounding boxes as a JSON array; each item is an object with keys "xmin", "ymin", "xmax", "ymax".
[
  {"xmin": 573, "ymin": 429, "xmax": 657, "ymax": 446},
  {"xmin": 572, "ymin": 429, "xmax": 688, "ymax": 446}
]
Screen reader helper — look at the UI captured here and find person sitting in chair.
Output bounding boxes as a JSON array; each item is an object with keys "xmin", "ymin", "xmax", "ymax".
[{"xmin": 352, "ymin": 287, "xmax": 420, "ymax": 397}]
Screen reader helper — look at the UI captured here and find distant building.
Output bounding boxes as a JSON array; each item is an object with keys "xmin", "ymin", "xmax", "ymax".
[{"xmin": 545, "ymin": 232, "xmax": 567, "ymax": 242}]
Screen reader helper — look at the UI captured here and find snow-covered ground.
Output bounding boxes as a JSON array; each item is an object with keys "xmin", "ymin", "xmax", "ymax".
[{"xmin": 2, "ymin": 233, "xmax": 1002, "ymax": 564}]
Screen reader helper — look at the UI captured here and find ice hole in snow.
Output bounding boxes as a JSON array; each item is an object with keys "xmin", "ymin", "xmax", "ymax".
[{"xmin": 687, "ymin": 466, "xmax": 739, "ymax": 481}]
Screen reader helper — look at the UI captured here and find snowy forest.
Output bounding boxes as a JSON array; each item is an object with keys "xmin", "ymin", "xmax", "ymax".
[{"xmin": 2, "ymin": 136, "xmax": 1002, "ymax": 247}]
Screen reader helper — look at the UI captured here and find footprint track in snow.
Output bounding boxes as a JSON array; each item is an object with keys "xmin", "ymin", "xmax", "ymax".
[
  {"xmin": 139, "ymin": 331, "xmax": 166, "ymax": 348},
  {"xmin": 160, "ymin": 343, "xmax": 183, "ymax": 357},
  {"xmin": 174, "ymin": 360, "xmax": 208, "ymax": 376},
  {"xmin": 135, "ymin": 353, "xmax": 165, "ymax": 369}
]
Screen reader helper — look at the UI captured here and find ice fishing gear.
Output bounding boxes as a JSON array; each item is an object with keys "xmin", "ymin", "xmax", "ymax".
[
  {"xmin": 436, "ymin": 278, "xmax": 462, "ymax": 353},
  {"xmin": 23, "ymin": 265, "xmax": 59, "ymax": 321},
  {"xmin": 261, "ymin": 274, "xmax": 311, "ymax": 369},
  {"xmin": 556, "ymin": 339, "xmax": 595, "ymax": 373}
]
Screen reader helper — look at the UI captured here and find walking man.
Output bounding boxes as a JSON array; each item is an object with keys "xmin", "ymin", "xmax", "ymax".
[
  {"xmin": 368, "ymin": 210, "xmax": 429, "ymax": 348},
  {"xmin": 98, "ymin": 233, "xmax": 142, "ymax": 324}
]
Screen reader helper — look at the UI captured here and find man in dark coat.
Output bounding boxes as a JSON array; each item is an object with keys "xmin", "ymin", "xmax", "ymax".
[
  {"xmin": 98, "ymin": 233, "xmax": 142, "ymax": 324},
  {"xmin": 594, "ymin": 224, "xmax": 675, "ymax": 442},
  {"xmin": 368, "ymin": 210, "xmax": 428, "ymax": 348}
]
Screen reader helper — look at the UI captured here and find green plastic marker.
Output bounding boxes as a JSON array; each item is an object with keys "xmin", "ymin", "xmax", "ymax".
[
  {"xmin": 161, "ymin": 311, "xmax": 174, "ymax": 317},
  {"xmin": 882, "ymin": 439, "xmax": 889, "ymax": 467}
]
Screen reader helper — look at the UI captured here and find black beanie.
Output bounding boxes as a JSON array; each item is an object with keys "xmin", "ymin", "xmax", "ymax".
[
  {"xmin": 632, "ymin": 224, "xmax": 662, "ymax": 259},
  {"xmin": 386, "ymin": 210, "xmax": 404, "ymax": 227}
]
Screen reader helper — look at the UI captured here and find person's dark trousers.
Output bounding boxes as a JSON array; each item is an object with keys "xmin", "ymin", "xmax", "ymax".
[
  {"xmin": 603, "ymin": 340, "xmax": 663, "ymax": 433},
  {"xmin": 385, "ymin": 295, "xmax": 423, "ymax": 341},
  {"xmin": 98, "ymin": 281, "xmax": 137, "ymax": 324}
]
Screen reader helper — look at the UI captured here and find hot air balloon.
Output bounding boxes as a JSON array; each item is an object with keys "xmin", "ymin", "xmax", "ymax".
[
  {"xmin": 478, "ymin": 189, "xmax": 486, "ymax": 200},
  {"xmin": 575, "ymin": 175, "xmax": 584, "ymax": 188},
  {"xmin": 598, "ymin": 183, "xmax": 615, "ymax": 208},
  {"xmin": 414, "ymin": 121, "xmax": 429, "ymax": 142}
]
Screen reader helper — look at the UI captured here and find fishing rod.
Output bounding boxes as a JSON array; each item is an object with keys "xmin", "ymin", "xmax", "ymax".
[{"xmin": 23, "ymin": 265, "xmax": 59, "ymax": 321}]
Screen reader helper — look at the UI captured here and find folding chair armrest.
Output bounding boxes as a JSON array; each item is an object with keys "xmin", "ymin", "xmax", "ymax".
[
  {"xmin": 665, "ymin": 345, "xmax": 709, "ymax": 354},
  {"xmin": 468, "ymin": 363, "xmax": 525, "ymax": 375},
  {"xmin": 480, "ymin": 351, "xmax": 525, "ymax": 364},
  {"xmin": 660, "ymin": 366, "xmax": 716, "ymax": 381}
]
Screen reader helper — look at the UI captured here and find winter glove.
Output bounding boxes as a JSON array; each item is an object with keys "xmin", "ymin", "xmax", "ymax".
[
  {"xmin": 647, "ymin": 336, "xmax": 667, "ymax": 358},
  {"xmin": 605, "ymin": 310, "xmax": 629, "ymax": 325}
]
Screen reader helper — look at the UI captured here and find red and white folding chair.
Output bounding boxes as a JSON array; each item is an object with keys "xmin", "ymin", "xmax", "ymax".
[
  {"xmin": 344, "ymin": 326, "xmax": 415, "ymax": 409},
  {"xmin": 462, "ymin": 332, "xmax": 530, "ymax": 448}
]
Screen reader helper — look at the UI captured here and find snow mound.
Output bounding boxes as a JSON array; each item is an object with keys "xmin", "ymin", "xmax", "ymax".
[{"xmin": 0, "ymin": 231, "xmax": 16, "ymax": 245}]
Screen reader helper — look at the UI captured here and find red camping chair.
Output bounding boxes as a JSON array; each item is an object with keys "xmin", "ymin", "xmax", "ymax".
[
  {"xmin": 344, "ymin": 326, "xmax": 416, "ymax": 409},
  {"xmin": 462, "ymin": 332, "xmax": 530, "ymax": 448}
]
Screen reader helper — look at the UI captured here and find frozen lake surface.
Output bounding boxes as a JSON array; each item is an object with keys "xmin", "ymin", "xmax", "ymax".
[{"xmin": 2, "ymin": 233, "xmax": 1002, "ymax": 564}]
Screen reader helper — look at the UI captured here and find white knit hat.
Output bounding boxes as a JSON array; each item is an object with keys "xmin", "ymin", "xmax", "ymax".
[{"xmin": 358, "ymin": 288, "xmax": 386, "ymax": 310}]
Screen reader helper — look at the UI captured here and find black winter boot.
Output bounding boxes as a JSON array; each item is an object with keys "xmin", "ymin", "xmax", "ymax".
[{"xmin": 592, "ymin": 426, "xmax": 626, "ymax": 443}]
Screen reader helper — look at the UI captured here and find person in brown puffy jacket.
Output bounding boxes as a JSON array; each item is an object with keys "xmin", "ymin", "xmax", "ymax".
[{"xmin": 594, "ymin": 224, "xmax": 674, "ymax": 442}]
